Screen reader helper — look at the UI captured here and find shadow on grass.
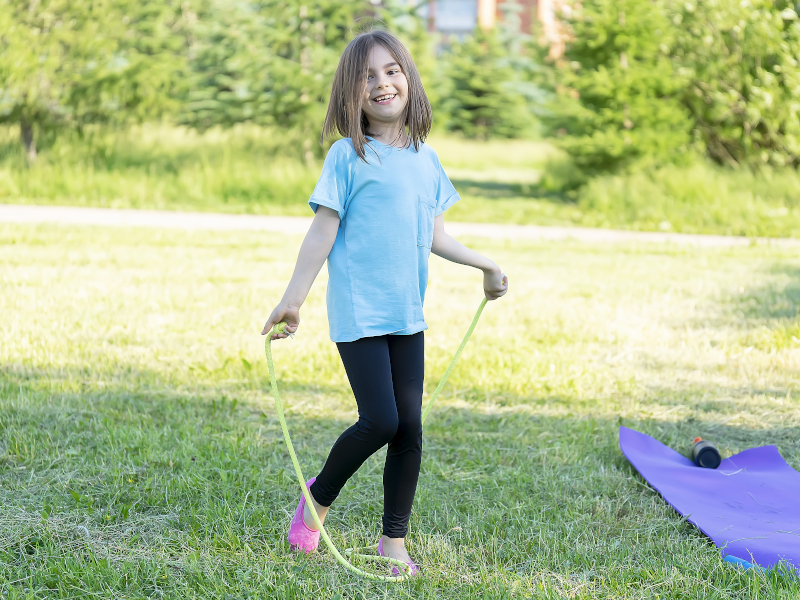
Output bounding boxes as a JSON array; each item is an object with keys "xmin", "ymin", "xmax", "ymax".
[
  {"xmin": 734, "ymin": 263, "xmax": 800, "ymax": 321},
  {"xmin": 3, "ymin": 358, "xmax": 798, "ymax": 463},
  {"xmin": 2, "ymin": 365, "xmax": 799, "ymax": 597},
  {"xmin": 450, "ymin": 177, "xmax": 575, "ymax": 203},
  {"xmin": 693, "ymin": 260, "xmax": 800, "ymax": 354},
  {"xmin": 3, "ymin": 362, "xmax": 799, "ymax": 496},
  {"xmin": 449, "ymin": 178, "xmax": 530, "ymax": 200}
]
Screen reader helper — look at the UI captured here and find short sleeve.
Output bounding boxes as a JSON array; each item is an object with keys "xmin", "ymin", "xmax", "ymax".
[
  {"xmin": 434, "ymin": 156, "xmax": 460, "ymax": 216},
  {"xmin": 309, "ymin": 141, "xmax": 353, "ymax": 221}
]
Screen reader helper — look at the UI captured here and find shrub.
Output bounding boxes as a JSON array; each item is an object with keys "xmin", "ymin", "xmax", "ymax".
[
  {"xmin": 536, "ymin": 0, "xmax": 693, "ymax": 177},
  {"xmin": 671, "ymin": 0, "xmax": 800, "ymax": 168}
]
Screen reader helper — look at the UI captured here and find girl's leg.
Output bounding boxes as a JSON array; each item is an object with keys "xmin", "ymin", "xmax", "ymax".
[
  {"xmin": 382, "ymin": 331, "xmax": 424, "ymax": 539},
  {"xmin": 309, "ymin": 335, "xmax": 399, "ymax": 512}
]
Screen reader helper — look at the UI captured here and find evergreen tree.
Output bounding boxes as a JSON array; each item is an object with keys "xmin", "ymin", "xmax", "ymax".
[
  {"xmin": 537, "ymin": 0, "xmax": 692, "ymax": 175},
  {"xmin": 180, "ymin": 0, "xmax": 422, "ymax": 161},
  {"xmin": 440, "ymin": 27, "xmax": 535, "ymax": 139},
  {"xmin": 0, "ymin": 0, "xmax": 191, "ymax": 162}
]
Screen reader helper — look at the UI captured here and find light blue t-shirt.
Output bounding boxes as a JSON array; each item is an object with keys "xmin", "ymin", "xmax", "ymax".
[{"xmin": 309, "ymin": 137, "xmax": 460, "ymax": 343}]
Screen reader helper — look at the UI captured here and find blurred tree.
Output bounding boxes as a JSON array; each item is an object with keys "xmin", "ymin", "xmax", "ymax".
[
  {"xmin": 0, "ymin": 0, "xmax": 191, "ymax": 163},
  {"xmin": 496, "ymin": 0, "xmax": 547, "ymax": 129},
  {"xmin": 536, "ymin": 0, "xmax": 692, "ymax": 177},
  {"xmin": 672, "ymin": 0, "xmax": 800, "ymax": 168},
  {"xmin": 180, "ymin": 0, "xmax": 424, "ymax": 162},
  {"xmin": 440, "ymin": 27, "xmax": 536, "ymax": 139}
]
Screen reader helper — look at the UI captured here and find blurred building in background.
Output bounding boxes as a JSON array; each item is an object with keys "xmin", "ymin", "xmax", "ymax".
[{"xmin": 419, "ymin": 0, "xmax": 564, "ymax": 55}]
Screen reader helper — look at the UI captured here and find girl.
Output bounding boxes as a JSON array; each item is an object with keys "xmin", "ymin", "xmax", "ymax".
[{"xmin": 261, "ymin": 29, "xmax": 508, "ymax": 575}]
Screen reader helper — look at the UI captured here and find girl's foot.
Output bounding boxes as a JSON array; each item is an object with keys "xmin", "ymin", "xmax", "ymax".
[
  {"xmin": 288, "ymin": 477, "xmax": 324, "ymax": 553},
  {"xmin": 378, "ymin": 535, "xmax": 420, "ymax": 576}
]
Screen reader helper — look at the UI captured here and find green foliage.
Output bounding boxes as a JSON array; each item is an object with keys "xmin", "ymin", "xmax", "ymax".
[
  {"xmin": 0, "ymin": 0, "xmax": 428, "ymax": 161},
  {"xmin": 179, "ymin": 0, "xmax": 428, "ymax": 160},
  {"xmin": 0, "ymin": 0, "xmax": 190, "ymax": 160},
  {"xmin": 539, "ymin": 0, "xmax": 800, "ymax": 175},
  {"xmin": 672, "ymin": 0, "xmax": 800, "ymax": 168},
  {"xmin": 537, "ymin": 0, "xmax": 692, "ymax": 177},
  {"xmin": 179, "ymin": 1, "xmax": 368, "ymax": 134},
  {"xmin": 439, "ymin": 28, "xmax": 536, "ymax": 139}
]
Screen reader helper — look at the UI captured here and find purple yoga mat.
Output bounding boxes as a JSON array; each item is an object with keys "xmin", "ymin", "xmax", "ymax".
[{"xmin": 619, "ymin": 426, "xmax": 800, "ymax": 571}]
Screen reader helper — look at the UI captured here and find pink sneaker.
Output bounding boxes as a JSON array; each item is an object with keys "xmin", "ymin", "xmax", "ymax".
[
  {"xmin": 377, "ymin": 537, "xmax": 420, "ymax": 577},
  {"xmin": 287, "ymin": 477, "xmax": 320, "ymax": 553}
]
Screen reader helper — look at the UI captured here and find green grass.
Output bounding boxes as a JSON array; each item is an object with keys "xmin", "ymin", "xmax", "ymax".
[
  {"xmin": 2, "ymin": 223, "xmax": 800, "ymax": 598},
  {"xmin": 3, "ymin": 124, "xmax": 800, "ymax": 237}
]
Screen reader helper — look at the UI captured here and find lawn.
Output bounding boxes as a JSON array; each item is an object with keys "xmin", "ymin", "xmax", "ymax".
[
  {"xmin": 3, "ymin": 124, "xmax": 800, "ymax": 238},
  {"xmin": 1, "ymin": 223, "xmax": 799, "ymax": 598}
]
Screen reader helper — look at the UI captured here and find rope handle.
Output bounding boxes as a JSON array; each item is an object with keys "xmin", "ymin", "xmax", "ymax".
[{"xmin": 265, "ymin": 297, "xmax": 488, "ymax": 581}]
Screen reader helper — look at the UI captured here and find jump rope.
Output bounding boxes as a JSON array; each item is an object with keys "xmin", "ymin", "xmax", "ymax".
[{"xmin": 264, "ymin": 296, "xmax": 489, "ymax": 581}]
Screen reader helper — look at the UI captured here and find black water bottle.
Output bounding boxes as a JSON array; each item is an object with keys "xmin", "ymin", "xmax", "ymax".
[{"xmin": 692, "ymin": 437, "xmax": 721, "ymax": 469}]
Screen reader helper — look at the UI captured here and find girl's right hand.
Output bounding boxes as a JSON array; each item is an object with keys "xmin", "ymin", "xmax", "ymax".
[{"xmin": 261, "ymin": 304, "xmax": 300, "ymax": 340}]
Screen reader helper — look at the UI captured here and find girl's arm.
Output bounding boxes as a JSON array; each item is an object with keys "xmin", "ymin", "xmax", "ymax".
[
  {"xmin": 431, "ymin": 215, "xmax": 509, "ymax": 300},
  {"xmin": 261, "ymin": 206, "xmax": 340, "ymax": 340}
]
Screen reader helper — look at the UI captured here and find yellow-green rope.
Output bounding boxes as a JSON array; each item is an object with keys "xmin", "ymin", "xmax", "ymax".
[{"xmin": 265, "ymin": 297, "xmax": 488, "ymax": 582}]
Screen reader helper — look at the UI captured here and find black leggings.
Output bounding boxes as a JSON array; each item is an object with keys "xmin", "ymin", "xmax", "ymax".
[{"xmin": 309, "ymin": 331, "xmax": 424, "ymax": 538}]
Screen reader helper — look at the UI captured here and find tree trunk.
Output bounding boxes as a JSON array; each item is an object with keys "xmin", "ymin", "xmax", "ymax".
[{"xmin": 21, "ymin": 120, "xmax": 37, "ymax": 164}]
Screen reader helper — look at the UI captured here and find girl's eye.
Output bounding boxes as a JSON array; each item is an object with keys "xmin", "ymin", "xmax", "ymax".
[{"xmin": 366, "ymin": 69, "xmax": 399, "ymax": 81}]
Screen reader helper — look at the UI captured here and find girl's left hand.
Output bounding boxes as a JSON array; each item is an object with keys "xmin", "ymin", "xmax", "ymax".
[{"xmin": 483, "ymin": 269, "xmax": 508, "ymax": 300}]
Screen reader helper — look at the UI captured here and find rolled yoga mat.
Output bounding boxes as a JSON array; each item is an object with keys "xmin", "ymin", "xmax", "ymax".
[{"xmin": 619, "ymin": 426, "xmax": 800, "ymax": 573}]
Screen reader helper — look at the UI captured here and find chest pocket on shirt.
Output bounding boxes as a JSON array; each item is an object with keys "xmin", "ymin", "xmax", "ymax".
[{"xmin": 417, "ymin": 194, "xmax": 437, "ymax": 249}]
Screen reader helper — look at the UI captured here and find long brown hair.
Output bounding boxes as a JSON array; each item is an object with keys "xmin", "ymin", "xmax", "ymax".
[{"xmin": 321, "ymin": 30, "xmax": 432, "ymax": 162}]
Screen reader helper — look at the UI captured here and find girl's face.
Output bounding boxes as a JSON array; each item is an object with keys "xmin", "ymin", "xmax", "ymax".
[{"xmin": 361, "ymin": 44, "xmax": 409, "ymax": 128}]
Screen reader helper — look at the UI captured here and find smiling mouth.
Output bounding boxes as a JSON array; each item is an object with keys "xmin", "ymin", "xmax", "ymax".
[{"xmin": 372, "ymin": 94, "xmax": 397, "ymax": 104}]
